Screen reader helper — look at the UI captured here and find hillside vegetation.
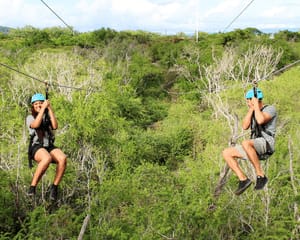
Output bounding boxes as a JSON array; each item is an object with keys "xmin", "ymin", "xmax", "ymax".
[{"xmin": 1, "ymin": 26, "xmax": 300, "ymax": 239}]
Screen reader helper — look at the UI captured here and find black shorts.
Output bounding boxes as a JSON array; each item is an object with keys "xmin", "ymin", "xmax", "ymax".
[{"xmin": 29, "ymin": 144, "xmax": 57, "ymax": 160}]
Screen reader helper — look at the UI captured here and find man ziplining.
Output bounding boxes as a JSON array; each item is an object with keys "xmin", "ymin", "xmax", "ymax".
[{"xmin": 222, "ymin": 88, "xmax": 277, "ymax": 195}]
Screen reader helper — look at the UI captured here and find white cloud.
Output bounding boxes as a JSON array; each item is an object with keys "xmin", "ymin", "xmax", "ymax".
[
  {"xmin": 257, "ymin": 23, "xmax": 297, "ymax": 30},
  {"xmin": 261, "ymin": 7, "xmax": 287, "ymax": 18},
  {"xmin": 204, "ymin": 0, "xmax": 241, "ymax": 18},
  {"xmin": 75, "ymin": 0, "xmax": 110, "ymax": 14},
  {"xmin": 111, "ymin": 0, "xmax": 155, "ymax": 15},
  {"xmin": 0, "ymin": 0, "xmax": 299, "ymax": 33}
]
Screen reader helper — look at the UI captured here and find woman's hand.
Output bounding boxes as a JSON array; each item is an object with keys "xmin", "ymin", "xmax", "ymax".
[{"xmin": 41, "ymin": 100, "xmax": 50, "ymax": 110}]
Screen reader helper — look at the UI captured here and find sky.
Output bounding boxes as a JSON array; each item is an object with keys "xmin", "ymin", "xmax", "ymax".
[{"xmin": 0, "ymin": 0, "xmax": 299, "ymax": 34}]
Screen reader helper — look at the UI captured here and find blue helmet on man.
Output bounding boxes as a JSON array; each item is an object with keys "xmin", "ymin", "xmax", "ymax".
[
  {"xmin": 31, "ymin": 93, "xmax": 46, "ymax": 104},
  {"xmin": 245, "ymin": 88, "xmax": 263, "ymax": 100}
]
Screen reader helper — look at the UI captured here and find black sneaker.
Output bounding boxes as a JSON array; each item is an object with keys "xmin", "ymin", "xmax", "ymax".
[
  {"xmin": 28, "ymin": 186, "xmax": 36, "ymax": 196},
  {"xmin": 49, "ymin": 184, "xmax": 58, "ymax": 201},
  {"xmin": 255, "ymin": 176, "xmax": 268, "ymax": 190},
  {"xmin": 235, "ymin": 178, "xmax": 252, "ymax": 195}
]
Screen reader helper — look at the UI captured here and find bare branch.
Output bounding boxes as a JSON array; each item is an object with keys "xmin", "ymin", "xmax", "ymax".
[
  {"xmin": 78, "ymin": 214, "xmax": 91, "ymax": 240},
  {"xmin": 288, "ymin": 136, "xmax": 300, "ymax": 237}
]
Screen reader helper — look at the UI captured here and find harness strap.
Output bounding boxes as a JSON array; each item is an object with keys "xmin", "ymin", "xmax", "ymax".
[
  {"xmin": 27, "ymin": 116, "xmax": 55, "ymax": 168},
  {"xmin": 28, "ymin": 83, "xmax": 53, "ymax": 168},
  {"xmin": 251, "ymin": 105, "xmax": 274, "ymax": 157},
  {"xmin": 28, "ymin": 134, "xmax": 35, "ymax": 168}
]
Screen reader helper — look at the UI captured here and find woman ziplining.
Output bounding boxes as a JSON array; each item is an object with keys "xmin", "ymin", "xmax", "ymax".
[
  {"xmin": 0, "ymin": 62, "xmax": 88, "ymax": 201},
  {"xmin": 26, "ymin": 90, "xmax": 67, "ymax": 201}
]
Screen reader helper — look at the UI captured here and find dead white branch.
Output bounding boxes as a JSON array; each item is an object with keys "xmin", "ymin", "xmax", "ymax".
[
  {"xmin": 289, "ymin": 136, "xmax": 300, "ymax": 238},
  {"xmin": 77, "ymin": 214, "xmax": 91, "ymax": 240}
]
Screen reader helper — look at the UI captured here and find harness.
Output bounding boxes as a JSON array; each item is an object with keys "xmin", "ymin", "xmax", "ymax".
[
  {"xmin": 250, "ymin": 105, "xmax": 275, "ymax": 160},
  {"xmin": 27, "ymin": 115, "xmax": 55, "ymax": 168},
  {"xmin": 27, "ymin": 83, "xmax": 55, "ymax": 168}
]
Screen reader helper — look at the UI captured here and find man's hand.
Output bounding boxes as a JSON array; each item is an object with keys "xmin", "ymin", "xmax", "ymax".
[
  {"xmin": 251, "ymin": 97, "xmax": 260, "ymax": 110},
  {"xmin": 246, "ymin": 99, "xmax": 254, "ymax": 110}
]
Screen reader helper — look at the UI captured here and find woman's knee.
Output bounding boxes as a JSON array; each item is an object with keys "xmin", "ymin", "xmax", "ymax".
[
  {"xmin": 50, "ymin": 149, "xmax": 67, "ymax": 165},
  {"xmin": 59, "ymin": 156, "xmax": 67, "ymax": 167},
  {"xmin": 56, "ymin": 154, "xmax": 67, "ymax": 167},
  {"xmin": 36, "ymin": 158, "xmax": 52, "ymax": 171},
  {"xmin": 34, "ymin": 149, "xmax": 52, "ymax": 165}
]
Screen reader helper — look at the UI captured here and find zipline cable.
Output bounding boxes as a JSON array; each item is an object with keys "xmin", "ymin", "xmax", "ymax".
[
  {"xmin": 223, "ymin": 0, "xmax": 255, "ymax": 32},
  {"xmin": 251, "ymin": 58, "xmax": 300, "ymax": 92},
  {"xmin": 257, "ymin": 59, "xmax": 300, "ymax": 83},
  {"xmin": 0, "ymin": 62, "xmax": 86, "ymax": 91},
  {"xmin": 2, "ymin": 57, "xmax": 300, "ymax": 95},
  {"xmin": 0, "ymin": 62, "xmax": 44, "ymax": 84},
  {"xmin": 40, "ymin": 0, "xmax": 74, "ymax": 33},
  {"xmin": 165, "ymin": 58, "xmax": 300, "ymax": 96}
]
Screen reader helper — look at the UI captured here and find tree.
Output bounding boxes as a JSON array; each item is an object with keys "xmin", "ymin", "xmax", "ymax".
[{"xmin": 274, "ymin": 30, "xmax": 300, "ymax": 42}]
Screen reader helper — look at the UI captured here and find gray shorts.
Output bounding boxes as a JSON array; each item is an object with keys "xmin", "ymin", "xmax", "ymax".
[{"xmin": 235, "ymin": 137, "xmax": 267, "ymax": 160}]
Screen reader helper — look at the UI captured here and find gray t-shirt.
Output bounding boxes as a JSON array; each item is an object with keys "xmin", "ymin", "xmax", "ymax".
[
  {"xmin": 262, "ymin": 105, "xmax": 277, "ymax": 135},
  {"xmin": 253, "ymin": 105, "xmax": 277, "ymax": 151},
  {"xmin": 26, "ymin": 115, "xmax": 51, "ymax": 147}
]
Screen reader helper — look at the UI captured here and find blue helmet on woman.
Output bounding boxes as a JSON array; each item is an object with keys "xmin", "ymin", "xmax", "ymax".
[
  {"xmin": 31, "ymin": 93, "xmax": 46, "ymax": 104},
  {"xmin": 245, "ymin": 88, "xmax": 263, "ymax": 100}
]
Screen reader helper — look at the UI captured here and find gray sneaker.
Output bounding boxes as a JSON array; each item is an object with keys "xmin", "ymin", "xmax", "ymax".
[{"xmin": 235, "ymin": 178, "xmax": 252, "ymax": 195}]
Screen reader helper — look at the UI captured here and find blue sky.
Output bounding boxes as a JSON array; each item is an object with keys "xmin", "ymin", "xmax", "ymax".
[{"xmin": 1, "ymin": 0, "xmax": 299, "ymax": 34}]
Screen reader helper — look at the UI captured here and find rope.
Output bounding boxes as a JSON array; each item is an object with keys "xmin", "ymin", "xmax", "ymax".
[
  {"xmin": 0, "ymin": 62, "xmax": 86, "ymax": 91},
  {"xmin": 1, "ymin": 56, "xmax": 299, "ymax": 94},
  {"xmin": 223, "ymin": 0, "xmax": 255, "ymax": 32},
  {"xmin": 170, "ymin": 59, "xmax": 300, "ymax": 96},
  {"xmin": 251, "ymin": 59, "xmax": 300, "ymax": 89},
  {"xmin": 40, "ymin": 0, "xmax": 74, "ymax": 33},
  {"xmin": 257, "ymin": 59, "xmax": 300, "ymax": 83}
]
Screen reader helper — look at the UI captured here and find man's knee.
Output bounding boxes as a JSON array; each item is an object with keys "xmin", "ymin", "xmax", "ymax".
[
  {"xmin": 242, "ymin": 140, "xmax": 253, "ymax": 149},
  {"xmin": 223, "ymin": 147, "xmax": 233, "ymax": 159}
]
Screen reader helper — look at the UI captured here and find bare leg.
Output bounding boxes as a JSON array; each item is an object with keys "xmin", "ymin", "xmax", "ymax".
[
  {"xmin": 222, "ymin": 147, "xmax": 247, "ymax": 181},
  {"xmin": 242, "ymin": 140, "xmax": 264, "ymax": 177},
  {"xmin": 31, "ymin": 148, "xmax": 52, "ymax": 186},
  {"xmin": 50, "ymin": 148, "xmax": 67, "ymax": 185}
]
